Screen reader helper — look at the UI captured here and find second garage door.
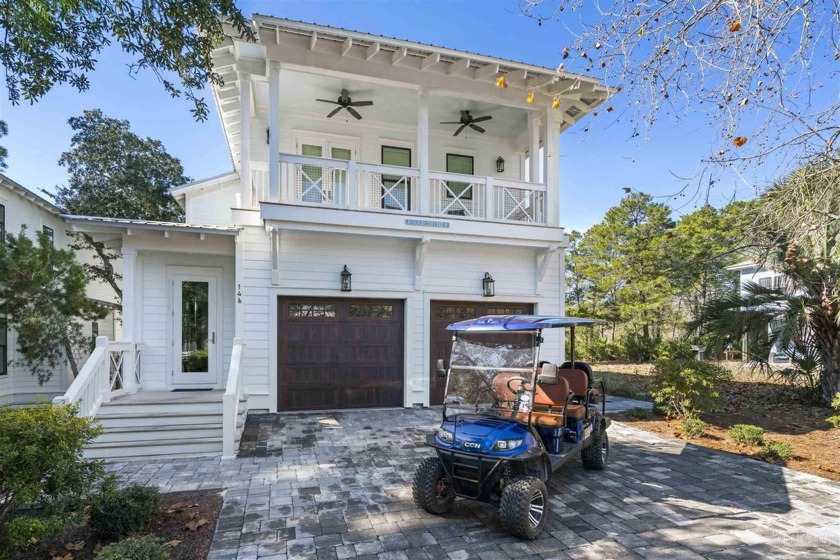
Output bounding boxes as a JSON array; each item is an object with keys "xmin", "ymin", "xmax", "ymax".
[
  {"xmin": 278, "ymin": 297, "xmax": 404, "ymax": 411},
  {"xmin": 429, "ymin": 301, "xmax": 534, "ymax": 405}
]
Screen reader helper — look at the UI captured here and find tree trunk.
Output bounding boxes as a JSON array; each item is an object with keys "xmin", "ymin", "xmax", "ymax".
[
  {"xmin": 822, "ymin": 369, "xmax": 840, "ymax": 404},
  {"xmin": 80, "ymin": 233, "xmax": 123, "ymax": 301},
  {"xmin": 62, "ymin": 335, "xmax": 80, "ymax": 379}
]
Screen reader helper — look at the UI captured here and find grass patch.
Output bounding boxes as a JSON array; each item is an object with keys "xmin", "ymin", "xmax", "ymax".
[{"xmin": 595, "ymin": 372, "xmax": 641, "ymax": 399}]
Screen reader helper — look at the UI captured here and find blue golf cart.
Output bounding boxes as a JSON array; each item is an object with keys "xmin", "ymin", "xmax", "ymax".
[{"xmin": 412, "ymin": 315, "xmax": 609, "ymax": 539}]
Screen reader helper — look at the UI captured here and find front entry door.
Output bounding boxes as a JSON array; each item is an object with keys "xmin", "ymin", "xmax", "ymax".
[{"xmin": 172, "ymin": 272, "xmax": 220, "ymax": 387}]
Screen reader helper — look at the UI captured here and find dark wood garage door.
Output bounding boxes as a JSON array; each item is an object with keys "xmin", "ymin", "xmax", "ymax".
[
  {"xmin": 278, "ymin": 297, "xmax": 404, "ymax": 411},
  {"xmin": 429, "ymin": 301, "xmax": 534, "ymax": 405}
]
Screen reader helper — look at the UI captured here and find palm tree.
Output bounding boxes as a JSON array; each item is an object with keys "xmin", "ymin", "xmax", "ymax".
[{"xmin": 692, "ymin": 163, "xmax": 840, "ymax": 403}]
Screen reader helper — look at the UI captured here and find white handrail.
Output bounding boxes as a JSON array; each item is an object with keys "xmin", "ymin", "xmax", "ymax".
[
  {"xmin": 222, "ymin": 338, "xmax": 246, "ymax": 459},
  {"xmin": 53, "ymin": 336, "xmax": 110, "ymax": 417}
]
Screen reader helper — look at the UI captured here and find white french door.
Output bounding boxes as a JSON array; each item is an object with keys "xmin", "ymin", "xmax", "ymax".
[
  {"xmin": 172, "ymin": 270, "xmax": 221, "ymax": 387},
  {"xmin": 296, "ymin": 135, "xmax": 357, "ymax": 204}
]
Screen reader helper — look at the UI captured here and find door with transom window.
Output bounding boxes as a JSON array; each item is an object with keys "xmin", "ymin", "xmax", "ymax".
[{"xmin": 297, "ymin": 138, "xmax": 356, "ymax": 204}]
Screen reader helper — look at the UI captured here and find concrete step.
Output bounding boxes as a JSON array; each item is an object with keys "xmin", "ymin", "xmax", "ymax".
[
  {"xmin": 94, "ymin": 411, "xmax": 225, "ymax": 428},
  {"xmin": 95, "ymin": 423, "xmax": 223, "ymax": 443}
]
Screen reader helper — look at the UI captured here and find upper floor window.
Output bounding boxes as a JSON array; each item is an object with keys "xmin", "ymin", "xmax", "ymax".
[
  {"xmin": 758, "ymin": 275, "xmax": 783, "ymax": 290},
  {"xmin": 42, "ymin": 225, "xmax": 54, "ymax": 246},
  {"xmin": 0, "ymin": 318, "xmax": 7, "ymax": 376},
  {"xmin": 445, "ymin": 153, "xmax": 475, "ymax": 204}
]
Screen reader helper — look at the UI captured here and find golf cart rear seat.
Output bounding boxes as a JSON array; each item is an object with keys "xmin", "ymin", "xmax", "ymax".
[{"xmin": 490, "ymin": 372, "xmax": 585, "ymax": 426}]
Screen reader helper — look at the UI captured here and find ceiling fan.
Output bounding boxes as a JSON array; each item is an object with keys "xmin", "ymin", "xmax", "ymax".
[
  {"xmin": 440, "ymin": 110, "xmax": 493, "ymax": 136},
  {"xmin": 316, "ymin": 89, "xmax": 373, "ymax": 120}
]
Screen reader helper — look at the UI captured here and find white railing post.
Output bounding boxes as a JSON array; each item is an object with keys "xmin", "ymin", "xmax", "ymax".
[
  {"xmin": 347, "ymin": 160, "xmax": 358, "ymax": 208},
  {"xmin": 223, "ymin": 338, "xmax": 245, "ymax": 459},
  {"xmin": 485, "ymin": 177, "xmax": 495, "ymax": 221},
  {"xmin": 123, "ymin": 343, "xmax": 138, "ymax": 394},
  {"xmin": 96, "ymin": 336, "xmax": 110, "ymax": 407}
]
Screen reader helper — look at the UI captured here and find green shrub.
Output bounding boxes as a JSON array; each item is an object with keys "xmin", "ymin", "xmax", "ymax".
[
  {"xmin": 828, "ymin": 393, "xmax": 840, "ymax": 429},
  {"xmin": 96, "ymin": 536, "xmax": 170, "ymax": 560},
  {"xmin": 656, "ymin": 339, "xmax": 695, "ymax": 360},
  {"xmin": 0, "ymin": 403, "xmax": 103, "ymax": 551},
  {"xmin": 759, "ymin": 440, "xmax": 794, "ymax": 463},
  {"xmin": 649, "ymin": 359, "xmax": 732, "ymax": 418},
  {"xmin": 574, "ymin": 335, "xmax": 625, "ymax": 362},
  {"xmin": 89, "ymin": 481, "xmax": 160, "ymax": 538},
  {"xmin": 828, "ymin": 416, "xmax": 840, "ymax": 429},
  {"xmin": 621, "ymin": 334, "xmax": 659, "ymax": 363},
  {"xmin": 728, "ymin": 424, "xmax": 765, "ymax": 446},
  {"xmin": 676, "ymin": 417, "xmax": 707, "ymax": 438}
]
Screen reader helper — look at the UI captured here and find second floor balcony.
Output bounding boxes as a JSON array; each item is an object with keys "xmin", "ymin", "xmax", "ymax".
[{"xmin": 252, "ymin": 153, "xmax": 547, "ymax": 224}]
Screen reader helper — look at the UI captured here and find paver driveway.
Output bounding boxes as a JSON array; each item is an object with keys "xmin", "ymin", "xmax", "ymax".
[{"xmin": 109, "ymin": 406, "xmax": 840, "ymax": 560}]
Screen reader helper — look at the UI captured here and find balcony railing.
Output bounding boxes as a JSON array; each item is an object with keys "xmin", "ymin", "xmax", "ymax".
[{"xmin": 253, "ymin": 153, "xmax": 548, "ymax": 224}]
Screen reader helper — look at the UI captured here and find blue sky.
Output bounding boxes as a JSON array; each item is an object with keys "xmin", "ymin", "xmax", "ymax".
[{"xmin": 0, "ymin": 0, "xmax": 769, "ymax": 233}]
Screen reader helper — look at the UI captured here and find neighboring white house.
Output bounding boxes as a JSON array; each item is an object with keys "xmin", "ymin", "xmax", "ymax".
[
  {"xmin": 727, "ymin": 260, "xmax": 791, "ymax": 364},
  {"xmin": 56, "ymin": 14, "xmax": 614, "ymax": 459},
  {"xmin": 0, "ymin": 174, "xmax": 119, "ymax": 406}
]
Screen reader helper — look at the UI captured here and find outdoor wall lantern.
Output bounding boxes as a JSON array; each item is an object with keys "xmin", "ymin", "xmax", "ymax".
[
  {"xmin": 341, "ymin": 265, "xmax": 352, "ymax": 292},
  {"xmin": 482, "ymin": 272, "xmax": 495, "ymax": 297},
  {"xmin": 496, "ymin": 157, "xmax": 505, "ymax": 173},
  {"xmin": 265, "ymin": 127, "xmax": 270, "ymax": 145}
]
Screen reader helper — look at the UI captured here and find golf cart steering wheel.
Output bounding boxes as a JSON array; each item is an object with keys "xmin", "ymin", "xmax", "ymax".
[{"xmin": 506, "ymin": 376, "xmax": 532, "ymax": 395}]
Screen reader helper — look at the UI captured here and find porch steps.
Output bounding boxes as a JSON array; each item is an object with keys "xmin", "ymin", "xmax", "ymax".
[{"xmin": 86, "ymin": 391, "xmax": 246, "ymax": 461}]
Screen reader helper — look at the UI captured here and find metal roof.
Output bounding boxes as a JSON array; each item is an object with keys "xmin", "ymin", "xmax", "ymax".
[
  {"xmin": 447, "ymin": 315, "xmax": 604, "ymax": 332},
  {"xmin": 252, "ymin": 15, "xmax": 603, "ymax": 86},
  {"xmin": 61, "ymin": 215, "xmax": 241, "ymax": 235}
]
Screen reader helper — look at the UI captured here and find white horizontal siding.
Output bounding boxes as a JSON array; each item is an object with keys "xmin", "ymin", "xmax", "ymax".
[
  {"xmin": 1, "ymin": 184, "xmax": 119, "ymax": 404},
  {"xmin": 236, "ymin": 225, "xmax": 565, "ymax": 410},
  {"xmin": 185, "ymin": 182, "xmax": 239, "ymax": 226}
]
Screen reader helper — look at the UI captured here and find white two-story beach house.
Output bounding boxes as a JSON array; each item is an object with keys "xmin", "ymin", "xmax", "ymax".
[{"xmin": 55, "ymin": 14, "xmax": 613, "ymax": 460}]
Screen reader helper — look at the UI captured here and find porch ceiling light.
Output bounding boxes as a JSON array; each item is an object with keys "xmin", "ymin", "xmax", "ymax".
[
  {"xmin": 526, "ymin": 91, "xmax": 535, "ymax": 104},
  {"xmin": 482, "ymin": 272, "xmax": 495, "ymax": 298},
  {"xmin": 496, "ymin": 157, "xmax": 505, "ymax": 173},
  {"xmin": 495, "ymin": 75, "xmax": 507, "ymax": 89},
  {"xmin": 341, "ymin": 265, "xmax": 352, "ymax": 292}
]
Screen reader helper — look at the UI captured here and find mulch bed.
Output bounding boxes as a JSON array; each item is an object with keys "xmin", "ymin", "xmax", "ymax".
[
  {"xmin": 14, "ymin": 490, "xmax": 223, "ymax": 560},
  {"xmin": 596, "ymin": 362, "xmax": 840, "ymax": 481}
]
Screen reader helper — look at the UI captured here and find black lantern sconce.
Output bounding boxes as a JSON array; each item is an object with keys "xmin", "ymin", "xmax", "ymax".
[
  {"xmin": 496, "ymin": 157, "xmax": 505, "ymax": 173},
  {"xmin": 482, "ymin": 272, "xmax": 495, "ymax": 297},
  {"xmin": 265, "ymin": 127, "xmax": 270, "ymax": 145},
  {"xmin": 341, "ymin": 265, "xmax": 352, "ymax": 292}
]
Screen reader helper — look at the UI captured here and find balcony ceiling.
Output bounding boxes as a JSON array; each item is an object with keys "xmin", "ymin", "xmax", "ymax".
[{"xmin": 253, "ymin": 70, "xmax": 529, "ymax": 139}]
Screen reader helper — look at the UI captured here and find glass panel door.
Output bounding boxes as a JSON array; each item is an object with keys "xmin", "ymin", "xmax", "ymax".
[
  {"xmin": 300, "ymin": 144, "xmax": 324, "ymax": 203},
  {"xmin": 173, "ymin": 273, "xmax": 218, "ymax": 386},
  {"xmin": 381, "ymin": 146, "xmax": 411, "ymax": 210}
]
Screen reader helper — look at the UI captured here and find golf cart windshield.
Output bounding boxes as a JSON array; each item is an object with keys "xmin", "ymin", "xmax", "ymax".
[{"xmin": 444, "ymin": 332, "xmax": 537, "ymax": 420}]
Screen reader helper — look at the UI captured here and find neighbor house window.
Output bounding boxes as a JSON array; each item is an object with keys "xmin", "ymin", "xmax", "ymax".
[
  {"xmin": 381, "ymin": 146, "xmax": 411, "ymax": 210},
  {"xmin": 0, "ymin": 318, "xmax": 7, "ymax": 376},
  {"xmin": 445, "ymin": 153, "xmax": 475, "ymax": 205},
  {"xmin": 43, "ymin": 225, "xmax": 54, "ymax": 246}
]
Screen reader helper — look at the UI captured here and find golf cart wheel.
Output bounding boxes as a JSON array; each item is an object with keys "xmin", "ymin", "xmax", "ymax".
[
  {"xmin": 499, "ymin": 477, "xmax": 549, "ymax": 539},
  {"xmin": 412, "ymin": 457, "xmax": 455, "ymax": 514},
  {"xmin": 581, "ymin": 426, "xmax": 609, "ymax": 470}
]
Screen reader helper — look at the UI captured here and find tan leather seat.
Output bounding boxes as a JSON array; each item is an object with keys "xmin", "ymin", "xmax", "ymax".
[{"xmin": 557, "ymin": 368, "xmax": 589, "ymax": 397}]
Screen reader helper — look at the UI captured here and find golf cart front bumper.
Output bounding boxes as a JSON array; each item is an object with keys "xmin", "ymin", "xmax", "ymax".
[{"xmin": 425, "ymin": 434, "xmax": 542, "ymax": 502}]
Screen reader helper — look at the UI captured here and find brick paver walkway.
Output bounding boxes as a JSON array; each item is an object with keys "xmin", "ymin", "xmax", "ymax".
[{"xmin": 109, "ymin": 406, "xmax": 840, "ymax": 560}]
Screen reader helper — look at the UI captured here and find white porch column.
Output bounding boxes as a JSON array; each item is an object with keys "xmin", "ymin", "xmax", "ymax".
[
  {"xmin": 544, "ymin": 107, "xmax": 561, "ymax": 227},
  {"xmin": 268, "ymin": 61, "xmax": 281, "ymax": 202},
  {"xmin": 235, "ymin": 233, "xmax": 245, "ymax": 339},
  {"xmin": 528, "ymin": 113, "xmax": 541, "ymax": 184},
  {"xmin": 239, "ymin": 73, "xmax": 253, "ymax": 209},
  {"xmin": 121, "ymin": 248, "xmax": 138, "ymax": 392},
  {"xmin": 417, "ymin": 87, "xmax": 430, "ymax": 215}
]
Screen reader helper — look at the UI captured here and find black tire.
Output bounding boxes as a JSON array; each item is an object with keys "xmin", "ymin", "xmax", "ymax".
[
  {"xmin": 412, "ymin": 457, "xmax": 455, "ymax": 514},
  {"xmin": 499, "ymin": 477, "xmax": 549, "ymax": 539},
  {"xmin": 581, "ymin": 427, "xmax": 609, "ymax": 470}
]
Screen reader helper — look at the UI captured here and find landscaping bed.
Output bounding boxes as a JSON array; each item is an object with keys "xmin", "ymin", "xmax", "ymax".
[
  {"xmin": 595, "ymin": 362, "xmax": 840, "ymax": 481},
  {"xmin": 12, "ymin": 490, "xmax": 222, "ymax": 560}
]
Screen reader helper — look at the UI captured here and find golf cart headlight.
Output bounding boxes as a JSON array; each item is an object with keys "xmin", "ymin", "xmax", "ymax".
[
  {"xmin": 493, "ymin": 439, "xmax": 523, "ymax": 451},
  {"xmin": 437, "ymin": 429, "xmax": 454, "ymax": 444}
]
